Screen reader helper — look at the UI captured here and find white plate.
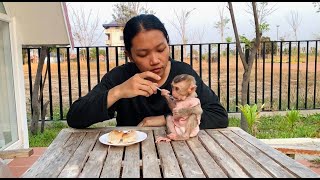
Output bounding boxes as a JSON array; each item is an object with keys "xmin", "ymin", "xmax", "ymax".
[{"xmin": 99, "ymin": 130, "xmax": 148, "ymax": 146}]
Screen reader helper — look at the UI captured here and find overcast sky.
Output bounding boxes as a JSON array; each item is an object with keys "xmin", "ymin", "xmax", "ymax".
[{"xmin": 67, "ymin": 2, "xmax": 320, "ymax": 46}]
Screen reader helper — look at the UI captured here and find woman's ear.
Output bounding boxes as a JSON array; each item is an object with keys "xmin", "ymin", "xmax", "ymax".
[{"xmin": 124, "ymin": 50, "xmax": 134, "ymax": 62}]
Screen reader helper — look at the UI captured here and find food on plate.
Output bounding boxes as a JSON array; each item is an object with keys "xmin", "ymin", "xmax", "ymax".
[
  {"xmin": 108, "ymin": 130, "xmax": 124, "ymax": 144},
  {"xmin": 122, "ymin": 130, "xmax": 138, "ymax": 143}
]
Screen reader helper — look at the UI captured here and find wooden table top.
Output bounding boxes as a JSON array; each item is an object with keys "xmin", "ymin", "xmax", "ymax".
[{"xmin": 22, "ymin": 127, "xmax": 320, "ymax": 178}]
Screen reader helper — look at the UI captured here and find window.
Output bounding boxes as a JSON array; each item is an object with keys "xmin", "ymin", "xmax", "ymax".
[
  {"xmin": 0, "ymin": 20, "xmax": 18, "ymax": 149},
  {"xmin": 120, "ymin": 36, "xmax": 123, "ymax": 40},
  {"xmin": 106, "ymin": 33, "xmax": 110, "ymax": 41}
]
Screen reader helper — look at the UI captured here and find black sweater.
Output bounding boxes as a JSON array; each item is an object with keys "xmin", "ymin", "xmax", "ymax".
[{"xmin": 66, "ymin": 59, "xmax": 228, "ymax": 129}]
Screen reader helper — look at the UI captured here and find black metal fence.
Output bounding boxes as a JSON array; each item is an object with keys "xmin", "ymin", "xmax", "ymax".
[{"xmin": 23, "ymin": 40, "xmax": 320, "ymax": 121}]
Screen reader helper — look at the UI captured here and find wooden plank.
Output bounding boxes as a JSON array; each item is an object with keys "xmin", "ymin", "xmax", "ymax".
[
  {"xmin": 154, "ymin": 129, "xmax": 183, "ymax": 178},
  {"xmin": 0, "ymin": 148, "xmax": 33, "ymax": 159},
  {"xmin": 206, "ymin": 129, "xmax": 272, "ymax": 178},
  {"xmin": 197, "ymin": 130, "xmax": 249, "ymax": 178},
  {"xmin": 219, "ymin": 129, "xmax": 296, "ymax": 178},
  {"xmin": 171, "ymin": 140, "xmax": 206, "ymax": 178},
  {"xmin": 100, "ymin": 146, "xmax": 124, "ymax": 178},
  {"xmin": 186, "ymin": 137, "xmax": 228, "ymax": 178},
  {"xmin": 229, "ymin": 127, "xmax": 320, "ymax": 178},
  {"xmin": 122, "ymin": 143, "xmax": 140, "ymax": 178},
  {"xmin": 22, "ymin": 129, "xmax": 72, "ymax": 177},
  {"xmin": 78, "ymin": 132, "xmax": 109, "ymax": 178},
  {"xmin": 24, "ymin": 132, "xmax": 86, "ymax": 178},
  {"xmin": 58, "ymin": 132, "xmax": 100, "ymax": 178},
  {"xmin": 141, "ymin": 130, "xmax": 161, "ymax": 178},
  {"xmin": 210, "ymin": 130, "xmax": 275, "ymax": 177}
]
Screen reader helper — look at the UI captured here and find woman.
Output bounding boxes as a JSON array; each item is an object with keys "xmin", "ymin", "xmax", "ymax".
[{"xmin": 66, "ymin": 14, "xmax": 228, "ymax": 129}]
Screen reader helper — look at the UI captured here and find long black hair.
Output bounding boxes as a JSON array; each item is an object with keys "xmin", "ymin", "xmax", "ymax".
[{"xmin": 123, "ymin": 14, "xmax": 170, "ymax": 53}]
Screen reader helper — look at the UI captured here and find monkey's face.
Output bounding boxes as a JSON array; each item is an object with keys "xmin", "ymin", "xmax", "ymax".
[{"xmin": 171, "ymin": 82, "xmax": 189, "ymax": 101}]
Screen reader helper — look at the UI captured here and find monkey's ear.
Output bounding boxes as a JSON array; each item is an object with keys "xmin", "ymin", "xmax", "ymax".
[{"xmin": 189, "ymin": 84, "xmax": 197, "ymax": 93}]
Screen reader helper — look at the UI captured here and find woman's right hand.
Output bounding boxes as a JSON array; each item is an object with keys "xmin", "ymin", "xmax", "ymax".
[{"xmin": 115, "ymin": 71, "xmax": 161, "ymax": 99}]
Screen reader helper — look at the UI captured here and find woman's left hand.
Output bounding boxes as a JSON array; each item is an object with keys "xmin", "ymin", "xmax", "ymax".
[{"xmin": 137, "ymin": 115, "xmax": 166, "ymax": 127}]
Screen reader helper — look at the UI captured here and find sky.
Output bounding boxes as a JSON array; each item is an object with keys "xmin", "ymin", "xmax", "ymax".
[{"xmin": 67, "ymin": 2, "xmax": 320, "ymax": 46}]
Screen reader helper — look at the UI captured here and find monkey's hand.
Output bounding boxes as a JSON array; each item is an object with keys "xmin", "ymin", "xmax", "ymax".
[
  {"xmin": 168, "ymin": 133, "xmax": 190, "ymax": 141},
  {"xmin": 160, "ymin": 89, "xmax": 170, "ymax": 96},
  {"xmin": 167, "ymin": 133, "xmax": 177, "ymax": 140},
  {"xmin": 155, "ymin": 136, "xmax": 171, "ymax": 143}
]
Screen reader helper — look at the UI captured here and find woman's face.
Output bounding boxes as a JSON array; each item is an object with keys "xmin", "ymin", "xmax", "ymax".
[{"xmin": 128, "ymin": 29, "xmax": 170, "ymax": 82}]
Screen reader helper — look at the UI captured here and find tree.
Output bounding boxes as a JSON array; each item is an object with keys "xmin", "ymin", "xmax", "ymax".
[
  {"xmin": 168, "ymin": 8, "xmax": 196, "ymax": 61},
  {"xmin": 191, "ymin": 25, "xmax": 208, "ymax": 43},
  {"xmin": 214, "ymin": 4, "xmax": 230, "ymax": 43},
  {"xmin": 313, "ymin": 2, "xmax": 320, "ymax": 13},
  {"xmin": 112, "ymin": 2, "xmax": 155, "ymax": 25},
  {"xmin": 225, "ymin": 36, "xmax": 232, "ymax": 43},
  {"xmin": 245, "ymin": 2, "xmax": 277, "ymax": 26},
  {"xmin": 67, "ymin": 4, "xmax": 103, "ymax": 47},
  {"xmin": 228, "ymin": 2, "xmax": 262, "ymax": 131},
  {"xmin": 286, "ymin": 10, "xmax": 302, "ymax": 41},
  {"xmin": 30, "ymin": 46, "xmax": 50, "ymax": 135}
]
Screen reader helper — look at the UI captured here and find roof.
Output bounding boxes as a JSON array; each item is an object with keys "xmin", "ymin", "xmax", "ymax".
[
  {"xmin": 3, "ymin": 2, "xmax": 74, "ymax": 48},
  {"xmin": 102, "ymin": 20, "xmax": 124, "ymax": 29}
]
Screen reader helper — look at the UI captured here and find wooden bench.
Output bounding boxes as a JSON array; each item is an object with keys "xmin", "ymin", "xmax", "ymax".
[{"xmin": 0, "ymin": 148, "xmax": 34, "ymax": 178}]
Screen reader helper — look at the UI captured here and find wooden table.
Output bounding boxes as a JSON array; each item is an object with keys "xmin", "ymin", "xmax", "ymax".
[{"xmin": 22, "ymin": 127, "xmax": 319, "ymax": 178}]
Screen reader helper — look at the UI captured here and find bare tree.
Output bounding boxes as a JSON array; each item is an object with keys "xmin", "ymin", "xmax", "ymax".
[
  {"xmin": 191, "ymin": 25, "xmax": 208, "ymax": 44},
  {"xmin": 30, "ymin": 46, "xmax": 50, "ymax": 135},
  {"xmin": 245, "ymin": 2, "xmax": 277, "ymax": 25},
  {"xmin": 214, "ymin": 4, "xmax": 230, "ymax": 43},
  {"xmin": 168, "ymin": 8, "xmax": 196, "ymax": 61},
  {"xmin": 112, "ymin": 2, "xmax": 155, "ymax": 25},
  {"xmin": 228, "ymin": 2, "xmax": 262, "ymax": 131},
  {"xmin": 68, "ymin": 4, "xmax": 103, "ymax": 47},
  {"xmin": 286, "ymin": 10, "xmax": 302, "ymax": 41},
  {"xmin": 313, "ymin": 2, "xmax": 320, "ymax": 13}
]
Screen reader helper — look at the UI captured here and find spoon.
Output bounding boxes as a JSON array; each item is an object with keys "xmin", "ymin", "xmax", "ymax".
[{"xmin": 157, "ymin": 87, "xmax": 176, "ymax": 100}]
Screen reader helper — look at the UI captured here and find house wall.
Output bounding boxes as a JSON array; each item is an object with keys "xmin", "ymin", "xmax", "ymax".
[
  {"xmin": 0, "ymin": 12, "xmax": 29, "ymax": 150},
  {"xmin": 10, "ymin": 17, "xmax": 29, "ymax": 149},
  {"xmin": 104, "ymin": 27, "xmax": 124, "ymax": 46}
]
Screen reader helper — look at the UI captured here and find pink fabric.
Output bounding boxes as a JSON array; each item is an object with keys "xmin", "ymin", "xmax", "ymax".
[{"xmin": 172, "ymin": 97, "xmax": 201, "ymax": 137}]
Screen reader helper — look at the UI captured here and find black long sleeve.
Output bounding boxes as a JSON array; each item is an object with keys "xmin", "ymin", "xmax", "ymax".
[{"xmin": 66, "ymin": 65, "xmax": 126, "ymax": 128}]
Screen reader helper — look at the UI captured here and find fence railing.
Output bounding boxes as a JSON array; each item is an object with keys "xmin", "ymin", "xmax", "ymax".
[{"xmin": 23, "ymin": 40, "xmax": 320, "ymax": 121}]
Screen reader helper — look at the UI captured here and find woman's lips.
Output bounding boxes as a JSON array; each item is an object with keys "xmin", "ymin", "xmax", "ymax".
[{"xmin": 151, "ymin": 67, "xmax": 162, "ymax": 73}]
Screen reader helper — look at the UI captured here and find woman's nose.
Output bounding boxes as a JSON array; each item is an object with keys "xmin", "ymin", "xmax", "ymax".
[{"xmin": 149, "ymin": 53, "xmax": 160, "ymax": 65}]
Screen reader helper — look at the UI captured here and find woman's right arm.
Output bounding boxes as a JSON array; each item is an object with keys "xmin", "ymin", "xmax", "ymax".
[
  {"xmin": 66, "ymin": 75, "xmax": 118, "ymax": 129},
  {"xmin": 66, "ymin": 71, "xmax": 161, "ymax": 129}
]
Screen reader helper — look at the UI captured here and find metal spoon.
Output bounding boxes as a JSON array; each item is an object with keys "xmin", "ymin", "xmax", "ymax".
[{"xmin": 157, "ymin": 87, "xmax": 175, "ymax": 100}]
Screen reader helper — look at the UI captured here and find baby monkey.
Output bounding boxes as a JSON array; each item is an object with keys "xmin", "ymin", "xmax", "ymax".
[{"xmin": 156, "ymin": 74, "xmax": 203, "ymax": 142}]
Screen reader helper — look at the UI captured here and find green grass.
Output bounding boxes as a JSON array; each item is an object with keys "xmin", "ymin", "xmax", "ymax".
[
  {"xmin": 229, "ymin": 113, "xmax": 320, "ymax": 139},
  {"xmin": 28, "ymin": 120, "xmax": 69, "ymax": 147}
]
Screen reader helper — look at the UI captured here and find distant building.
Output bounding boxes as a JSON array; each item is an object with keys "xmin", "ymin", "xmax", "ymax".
[
  {"xmin": 102, "ymin": 20, "xmax": 124, "ymax": 46},
  {"xmin": 102, "ymin": 21, "xmax": 125, "ymax": 60}
]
